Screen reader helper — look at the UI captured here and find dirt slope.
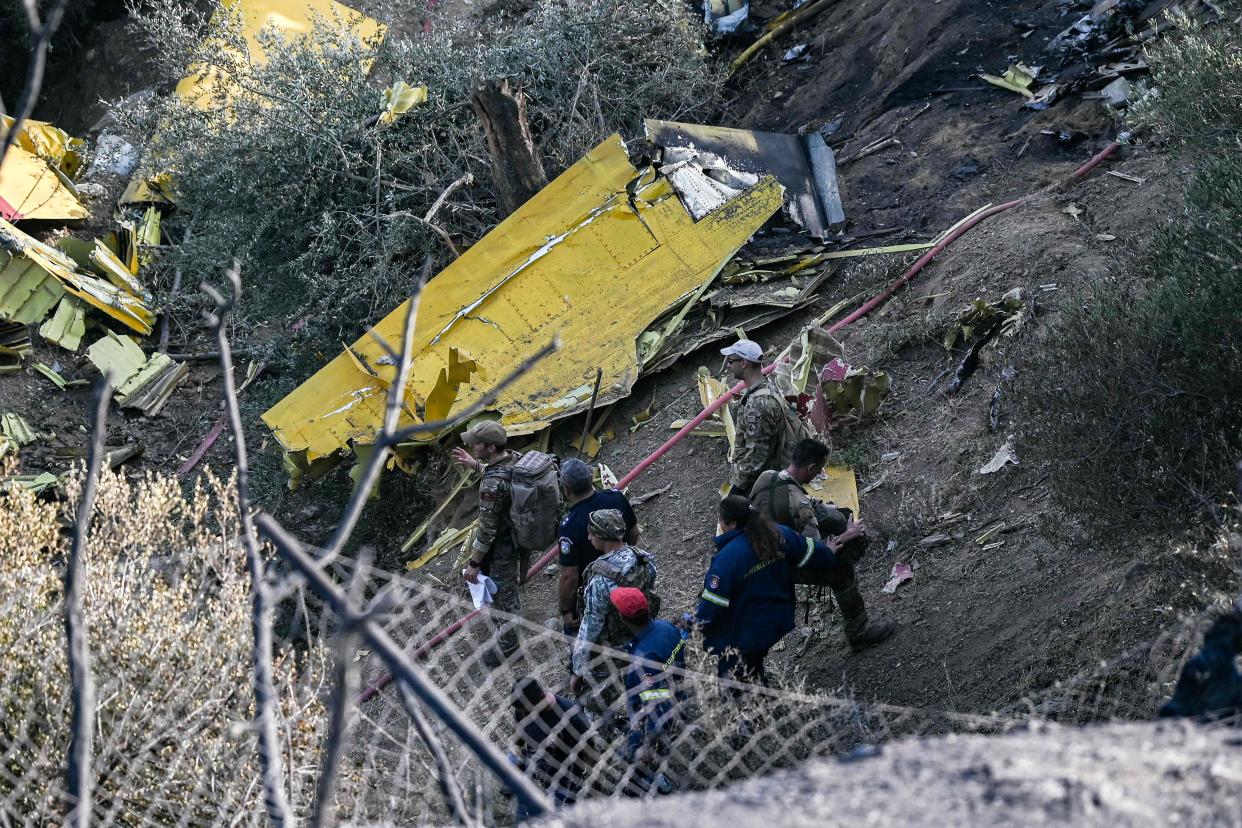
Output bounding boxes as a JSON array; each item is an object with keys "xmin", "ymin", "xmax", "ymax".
[
  {"xmin": 541, "ymin": 720, "xmax": 1242, "ymax": 827},
  {"xmin": 495, "ymin": 0, "xmax": 1207, "ymax": 714}
]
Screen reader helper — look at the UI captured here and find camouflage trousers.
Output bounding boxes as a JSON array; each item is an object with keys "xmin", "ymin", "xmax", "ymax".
[{"xmin": 484, "ymin": 543, "xmax": 523, "ymax": 656}]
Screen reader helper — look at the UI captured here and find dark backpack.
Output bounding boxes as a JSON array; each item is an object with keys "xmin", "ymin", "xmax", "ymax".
[
  {"xmin": 747, "ymin": 382, "xmax": 815, "ymax": 469},
  {"xmin": 490, "ymin": 451, "xmax": 562, "ymax": 551}
]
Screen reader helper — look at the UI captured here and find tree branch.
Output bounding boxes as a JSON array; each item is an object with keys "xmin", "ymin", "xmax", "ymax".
[
  {"xmin": 63, "ymin": 374, "xmax": 110, "ymax": 828},
  {"xmin": 201, "ymin": 263, "xmax": 295, "ymax": 827},
  {"xmin": 318, "ymin": 256, "xmax": 431, "ymax": 564},
  {"xmin": 0, "ymin": 0, "xmax": 69, "ymax": 171},
  {"xmin": 254, "ymin": 513, "xmax": 553, "ymax": 819},
  {"xmin": 396, "ymin": 682, "xmax": 471, "ymax": 825}
]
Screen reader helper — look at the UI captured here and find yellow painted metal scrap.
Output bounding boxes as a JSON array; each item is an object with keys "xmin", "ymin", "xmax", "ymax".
[
  {"xmin": 0, "ymin": 219, "xmax": 155, "ymax": 334},
  {"xmin": 264, "ymin": 134, "xmax": 785, "ymax": 465},
  {"xmin": 174, "ymin": 0, "xmax": 387, "ymax": 111}
]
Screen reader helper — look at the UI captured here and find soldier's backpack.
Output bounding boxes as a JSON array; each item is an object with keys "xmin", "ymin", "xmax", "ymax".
[
  {"xmin": 505, "ymin": 450, "xmax": 563, "ymax": 551},
  {"xmin": 585, "ymin": 547, "xmax": 661, "ymax": 645},
  {"xmin": 748, "ymin": 381, "xmax": 816, "ymax": 468}
]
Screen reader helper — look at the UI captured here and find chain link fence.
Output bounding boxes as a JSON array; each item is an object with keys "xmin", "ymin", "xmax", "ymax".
[{"xmin": 0, "ymin": 467, "xmax": 1220, "ymax": 826}]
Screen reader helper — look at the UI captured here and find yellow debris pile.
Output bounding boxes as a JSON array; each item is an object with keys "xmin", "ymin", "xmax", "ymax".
[{"xmin": 0, "ymin": 218, "xmax": 156, "ymax": 336}]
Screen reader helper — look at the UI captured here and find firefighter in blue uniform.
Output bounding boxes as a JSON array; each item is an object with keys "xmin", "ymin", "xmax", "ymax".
[
  {"xmin": 695, "ymin": 494, "xmax": 866, "ymax": 685},
  {"xmin": 613, "ymin": 587, "xmax": 682, "ymax": 795}
]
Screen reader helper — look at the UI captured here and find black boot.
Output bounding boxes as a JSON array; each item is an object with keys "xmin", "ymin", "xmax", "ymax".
[{"xmin": 848, "ymin": 620, "xmax": 895, "ymax": 653}]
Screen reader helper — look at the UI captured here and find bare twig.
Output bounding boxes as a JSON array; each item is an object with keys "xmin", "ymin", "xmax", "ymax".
[
  {"xmin": 424, "ymin": 173, "xmax": 474, "ymax": 224},
  {"xmin": 254, "ymin": 513, "xmax": 554, "ymax": 818},
  {"xmin": 0, "ymin": 0, "xmax": 69, "ymax": 170},
  {"xmin": 384, "ymin": 210, "xmax": 461, "ymax": 257},
  {"xmin": 396, "ymin": 682, "xmax": 471, "ymax": 825},
  {"xmin": 159, "ymin": 229, "xmax": 191, "ymax": 353},
  {"xmin": 201, "ymin": 263, "xmax": 294, "ymax": 827},
  {"xmin": 319, "ymin": 256, "xmax": 431, "ymax": 564},
  {"xmin": 63, "ymin": 374, "xmax": 110, "ymax": 828},
  {"xmin": 309, "ymin": 554, "xmax": 369, "ymax": 828}
]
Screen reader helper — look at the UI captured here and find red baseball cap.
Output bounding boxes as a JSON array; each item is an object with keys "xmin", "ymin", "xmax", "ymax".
[{"xmin": 609, "ymin": 587, "xmax": 649, "ymax": 622}]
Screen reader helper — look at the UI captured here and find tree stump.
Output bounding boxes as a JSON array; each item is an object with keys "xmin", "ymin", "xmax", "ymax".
[{"xmin": 471, "ymin": 78, "xmax": 548, "ymax": 218}]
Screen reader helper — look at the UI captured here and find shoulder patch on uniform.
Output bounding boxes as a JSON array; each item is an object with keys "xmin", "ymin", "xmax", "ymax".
[
  {"xmin": 709, "ymin": 574, "xmax": 720, "ymax": 590},
  {"xmin": 560, "ymin": 537, "xmax": 572, "ymax": 556}
]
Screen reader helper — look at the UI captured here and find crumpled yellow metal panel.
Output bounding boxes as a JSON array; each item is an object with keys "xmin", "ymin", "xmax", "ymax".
[
  {"xmin": 0, "ymin": 144, "xmax": 88, "ymax": 222},
  {"xmin": 263, "ymin": 134, "xmax": 785, "ymax": 462},
  {"xmin": 174, "ymin": 0, "xmax": 387, "ymax": 111}
]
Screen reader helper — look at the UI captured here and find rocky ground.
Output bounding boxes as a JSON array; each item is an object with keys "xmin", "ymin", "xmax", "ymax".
[{"xmin": 541, "ymin": 720, "xmax": 1242, "ymax": 827}]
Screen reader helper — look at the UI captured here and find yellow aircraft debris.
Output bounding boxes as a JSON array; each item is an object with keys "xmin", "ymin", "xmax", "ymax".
[
  {"xmin": 264, "ymin": 134, "xmax": 784, "ymax": 470},
  {"xmin": 0, "ymin": 219, "xmax": 155, "ymax": 334},
  {"xmin": 173, "ymin": 0, "xmax": 387, "ymax": 112}
]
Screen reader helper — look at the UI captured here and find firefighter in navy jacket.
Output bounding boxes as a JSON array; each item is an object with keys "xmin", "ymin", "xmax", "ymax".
[{"xmin": 695, "ymin": 494, "xmax": 866, "ymax": 685}]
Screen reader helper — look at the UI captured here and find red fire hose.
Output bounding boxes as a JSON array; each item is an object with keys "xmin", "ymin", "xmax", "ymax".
[{"xmin": 356, "ymin": 139, "xmax": 1122, "ymax": 704}]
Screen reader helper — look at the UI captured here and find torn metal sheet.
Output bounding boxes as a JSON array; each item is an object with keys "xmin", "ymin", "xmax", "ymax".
[
  {"xmin": 0, "ymin": 471, "xmax": 59, "ymax": 494},
  {"xmin": 38, "ymin": 296, "xmax": 84, "ymax": 352},
  {"xmin": 659, "ymin": 147, "xmax": 759, "ymax": 220},
  {"xmin": 704, "ymin": 0, "xmax": 749, "ymax": 35},
  {"xmin": 646, "ymin": 119, "xmax": 844, "ymax": 237},
  {"xmin": 86, "ymin": 330, "xmax": 189, "ymax": 415},
  {"xmin": 1, "ymin": 115, "xmax": 87, "ymax": 177},
  {"xmin": 0, "ymin": 320, "xmax": 30, "ymax": 374},
  {"xmin": 1, "ymin": 413, "xmax": 37, "ymax": 446},
  {"xmin": 0, "ymin": 116, "xmax": 88, "ymax": 222},
  {"xmin": 0, "ymin": 144, "xmax": 88, "ymax": 222},
  {"xmin": 33, "ymin": 362, "xmax": 87, "ymax": 389},
  {"xmin": 980, "ymin": 64, "xmax": 1039, "ymax": 99},
  {"xmin": 263, "ymin": 134, "xmax": 785, "ymax": 466},
  {"xmin": 804, "ymin": 465, "xmax": 860, "ymax": 517},
  {"xmin": 173, "ymin": 0, "xmax": 387, "ymax": 111},
  {"xmin": 0, "ymin": 248, "xmax": 66, "ymax": 324},
  {"xmin": 0, "ymin": 219, "xmax": 155, "ymax": 334}
]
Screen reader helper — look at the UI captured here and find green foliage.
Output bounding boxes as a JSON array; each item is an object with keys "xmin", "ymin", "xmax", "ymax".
[
  {"xmin": 1026, "ymin": 10, "xmax": 1242, "ymax": 525},
  {"xmin": 114, "ymin": 0, "xmax": 722, "ymax": 355}
]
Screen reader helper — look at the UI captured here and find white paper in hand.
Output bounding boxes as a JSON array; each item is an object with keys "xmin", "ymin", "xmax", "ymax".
[{"xmin": 464, "ymin": 570, "xmax": 497, "ymax": 609}]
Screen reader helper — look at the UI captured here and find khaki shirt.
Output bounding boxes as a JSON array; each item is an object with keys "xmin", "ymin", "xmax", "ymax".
[{"xmin": 750, "ymin": 469, "xmax": 821, "ymax": 540}]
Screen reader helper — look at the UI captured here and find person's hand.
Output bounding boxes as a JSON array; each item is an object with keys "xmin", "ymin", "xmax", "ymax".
[
  {"xmin": 451, "ymin": 446, "xmax": 481, "ymax": 472},
  {"xmin": 569, "ymin": 673, "xmax": 584, "ymax": 697},
  {"xmin": 464, "ymin": 563, "xmax": 481, "ymax": 584},
  {"xmin": 836, "ymin": 518, "xmax": 866, "ymax": 545}
]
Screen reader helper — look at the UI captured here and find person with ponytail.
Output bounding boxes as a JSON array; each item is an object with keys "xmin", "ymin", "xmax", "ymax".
[{"xmin": 695, "ymin": 494, "xmax": 867, "ymax": 686}]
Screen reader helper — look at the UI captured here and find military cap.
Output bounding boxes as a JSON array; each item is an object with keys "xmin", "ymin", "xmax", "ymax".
[
  {"xmin": 460, "ymin": 420, "xmax": 507, "ymax": 447},
  {"xmin": 587, "ymin": 509, "xmax": 627, "ymax": 541}
]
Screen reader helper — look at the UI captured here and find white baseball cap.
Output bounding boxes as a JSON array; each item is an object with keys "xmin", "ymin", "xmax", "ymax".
[{"xmin": 720, "ymin": 339, "xmax": 763, "ymax": 363}]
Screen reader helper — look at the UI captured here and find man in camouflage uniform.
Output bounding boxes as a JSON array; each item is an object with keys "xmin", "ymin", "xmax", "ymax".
[
  {"xmin": 749, "ymin": 437, "xmax": 895, "ymax": 653},
  {"xmin": 569, "ymin": 510, "xmax": 659, "ymax": 710},
  {"xmin": 722, "ymin": 339, "xmax": 790, "ymax": 493},
  {"xmin": 453, "ymin": 420, "xmax": 523, "ymax": 666}
]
